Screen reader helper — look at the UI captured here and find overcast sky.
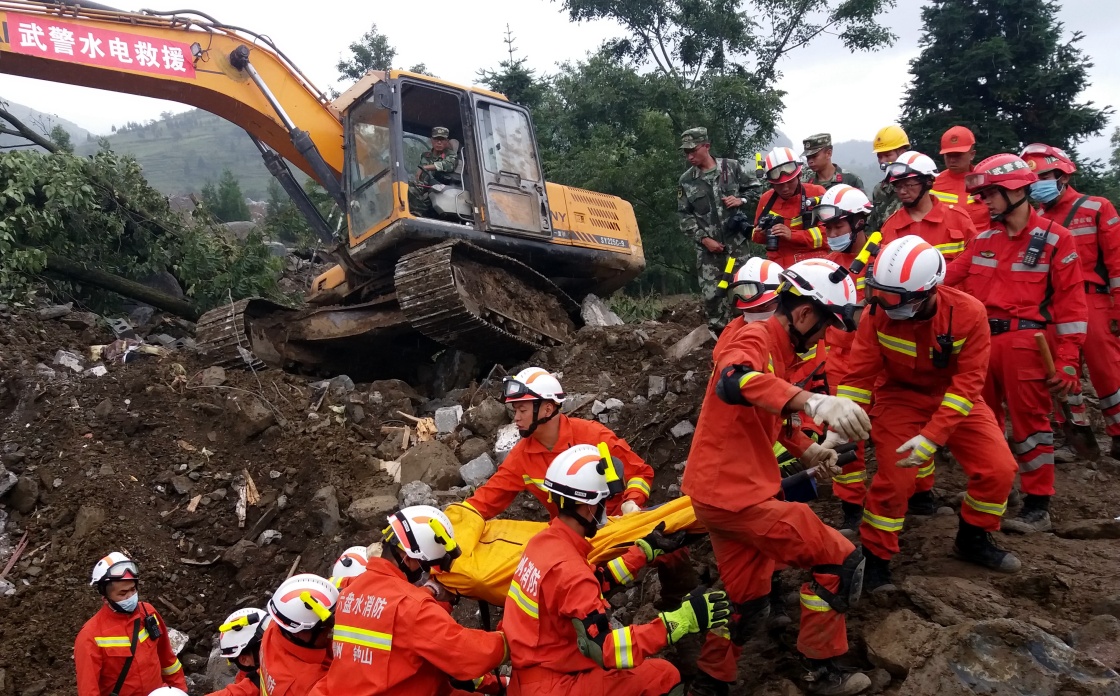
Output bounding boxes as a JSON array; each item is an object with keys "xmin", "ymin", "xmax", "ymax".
[{"xmin": 1, "ymin": 0, "xmax": 1116, "ymax": 159}]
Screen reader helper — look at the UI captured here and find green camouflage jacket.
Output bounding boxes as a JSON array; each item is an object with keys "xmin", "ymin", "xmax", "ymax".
[
  {"xmin": 420, "ymin": 148, "xmax": 459, "ymax": 184},
  {"xmin": 678, "ymin": 158, "xmax": 762, "ymax": 243},
  {"xmin": 802, "ymin": 164, "xmax": 866, "ymax": 193},
  {"xmin": 867, "ymin": 179, "xmax": 901, "ymax": 234}
]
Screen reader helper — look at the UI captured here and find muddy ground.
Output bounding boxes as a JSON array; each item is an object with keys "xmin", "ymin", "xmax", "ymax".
[{"xmin": 0, "ymin": 298, "xmax": 1118, "ymax": 695}]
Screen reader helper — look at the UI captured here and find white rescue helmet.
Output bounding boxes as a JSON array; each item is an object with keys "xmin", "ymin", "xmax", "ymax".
[
  {"xmin": 883, "ymin": 151, "xmax": 938, "ymax": 183},
  {"xmin": 330, "ymin": 546, "xmax": 369, "ymax": 583},
  {"xmin": 148, "ymin": 689, "xmax": 189, "ymax": 696},
  {"xmin": 815, "ymin": 184, "xmax": 872, "ymax": 224},
  {"xmin": 729, "ymin": 258, "xmax": 784, "ymax": 311},
  {"xmin": 267, "ymin": 573, "xmax": 338, "ymax": 633},
  {"xmin": 502, "ymin": 367, "xmax": 566, "ymax": 405},
  {"xmin": 543, "ymin": 443, "xmax": 624, "ymax": 528},
  {"xmin": 90, "ymin": 551, "xmax": 139, "ymax": 586},
  {"xmin": 218, "ymin": 607, "xmax": 269, "ymax": 659},
  {"xmin": 866, "ymin": 236, "xmax": 945, "ymax": 309},
  {"xmin": 385, "ymin": 505, "xmax": 460, "ymax": 569},
  {"xmin": 778, "ymin": 259, "xmax": 860, "ymax": 332},
  {"xmin": 762, "ymin": 146, "xmax": 803, "ymax": 184}
]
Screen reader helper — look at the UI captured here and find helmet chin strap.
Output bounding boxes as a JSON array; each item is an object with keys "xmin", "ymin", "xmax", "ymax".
[
  {"xmin": 386, "ymin": 544, "xmax": 423, "ymax": 583},
  {"xmin": 99, "ymin": 582, "xmax": 138, "ymax": 613},
  {"xmin": 789, "ymin": 307, "xmax": 828, "ymax": 353},
  {"xmin": 517, "ymin": 400, "xmax": 559, "ymax": 438},
  {"xmin": 559, "ymin": 498, "xmax": 602, "ymax": 538},
  {"xmin": 991, "ymin": 189, "xmax": 1027, "ymax": 222},
  {"xmin": 900, "ymin": 178, "xmax": 933, "ymax": 208}
]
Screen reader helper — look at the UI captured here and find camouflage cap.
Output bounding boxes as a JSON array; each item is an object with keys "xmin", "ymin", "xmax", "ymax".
[
  {"xmin": 431, "ymin": 126, "xmax": 450, "ymax": 139},
  {"xmin": 679, "ymin": 127, "xmax": 709, "ymax": 151},
  {"xmin": 801, "ymin": 133, "xmax": 832, "ymax": 157}
]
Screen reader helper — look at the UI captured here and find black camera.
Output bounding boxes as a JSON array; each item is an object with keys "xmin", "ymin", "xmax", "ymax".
[
  {"xmin": 723, "ymin": 211, "xmax": 754, "ymax": 239},
  {"xmin": 756, "ymin": 215, "xmax": 785, "ymax": 252}
]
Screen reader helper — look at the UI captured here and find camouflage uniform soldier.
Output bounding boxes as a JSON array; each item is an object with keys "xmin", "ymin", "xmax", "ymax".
[
  {"xmin": 677, "ymin": 127, "xmax": 763, "ymax": 332},
  {"xmin": 800, "ymin": 133, "xmax": 865, "ymax": 192},
  {"xmin": 866, "ymin": 125, "xmax": 911, "ymax": 234},
  {"xmin": 408, "ymin": 126, "xmax": 459, "ymax": 217}
]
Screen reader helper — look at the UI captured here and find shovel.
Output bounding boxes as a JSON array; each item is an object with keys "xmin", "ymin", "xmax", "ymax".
[{"xmin": 1034, "ymin": 332, "xmax": 1099, "ymax": 461}]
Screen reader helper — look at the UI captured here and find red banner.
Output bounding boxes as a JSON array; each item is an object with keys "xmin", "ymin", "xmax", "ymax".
[{"xmin": 5, "ymin": 12, "xmax": 196, "ymax": 79}]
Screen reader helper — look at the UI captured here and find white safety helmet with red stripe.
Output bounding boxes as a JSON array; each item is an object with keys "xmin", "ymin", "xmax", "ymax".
[
  {"xmin": 883, "ymin": 151, "xmax": 938, "ymax": 183},
  {"xmin": 543, "ymin": 443, "xmax": 624, "ymax": 533},
  {"xmin": 90, "ymin": 551, "xmax": 139, "ymax": 586},
  {"xmin": 866, "ymin": 236, "xmax": 945, "ymax": 310},
  {"xmin": 218, "ymin": 607, "xmax": 269, "ymax": 660},
  {"xmin": 729, "ymin": 257, "xmax": 783, "ymax": 311},
  {"xmin": 330, "ymin": 546, "xmax": 369, "ymax": 584},
  {"xmin": 267, "ymin": 573, "xmax": 339, "ymax": 633},
  {"xmin": 762, "ymin": 146, "xmax": 803, "ymax": 184},
  {"xmin": 502, "ymin": 367, "xmax": 565, "ymax": 405},
  {"xmin": 384, "ymin": 505, "xmax": 460, "ymax": 571},
  {"xmin": 777, "ymin": 258, "xmax": 860, "ymax": 332},
  {"xmin": 148, "ymin": 689, "xmax": 189, "ymax": 696},
  {"xmin": 815, "ymin": 184, "xmax": 873, "ymax": 224}
]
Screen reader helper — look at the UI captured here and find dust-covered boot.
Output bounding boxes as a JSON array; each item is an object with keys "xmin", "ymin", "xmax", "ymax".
[
  {"xmin": 687, "ymin": 670, "xmax": 731, "ymax": 696},
  {"xmin": 1001, "ymin": 494, "xmax": 1053, "ymax": 534},
  {"xmin": 802, "ymin": 658, "xmax": 872, "ymax": 695},
  {"xmin": 1064, "ymin": 422, "xmax": 1101, "ymax": 461},
  {"xmin": 767, "ymin": 572, "xmax": 791, "ymax": 630},
  {"xmin": 1111, "ymin": 435, "xmax": 1120, "ymax": 460},
  {"xmin": 907, "ymin": 490, "xmax": 936, "ymax": 516},
  {"xmin": 838, "ymin": 501, "xmax": 863, "ymax": 540},
  {"xmin": 861, "ymin": 547, "xmax": 896, "ymax": 593},
  {"xmin": 954, "ymin": 518, "xmax": 1021, "ymax": 572}
]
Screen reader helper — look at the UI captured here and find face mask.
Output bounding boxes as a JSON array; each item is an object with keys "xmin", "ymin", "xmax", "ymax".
[
  {"xmin": 1030, "ymin": 179, "xmax": 1061, "ymax": 204},
  {"xmin": 742, "ymin": 309, "xmax": 775, "ymax": 323},
  {"xmin": 827, "ymin": 233, "xmax": 852, "ymax": 252},
  {"xmin": 885, "ymin": 304, "xmax": 918, "ymax": 320},
  {"xmin": 115, "ymin": 592, "xmax": 139, "ymax": 613}
]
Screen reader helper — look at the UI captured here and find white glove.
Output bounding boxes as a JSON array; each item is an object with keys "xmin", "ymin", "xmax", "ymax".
[
  {"xmin": 821, "ymin": 430, "xmax": 848, "ymax": 450},
  {"xmin": 802, "ymin": 394, "xmax": 871, "ymax": 441},
  {"xmin": 422, "ymin": 577, "xmax": 455, "ymax": 603},
  {"xmin": 621, "ymin": 500, "xmax": 642, "ymax": 515},
  {"xmin": 799, "ymin": 442, "xmax": 839, "ymax": 471},
  {"xmin": 895, "ymin": 434, "xmax": 938, "ymax": 468}
]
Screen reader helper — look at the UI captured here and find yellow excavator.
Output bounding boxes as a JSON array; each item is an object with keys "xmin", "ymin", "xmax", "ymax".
[{"xmin": 0, "ymin": 0, "xmax": 645, "ymax": 376}]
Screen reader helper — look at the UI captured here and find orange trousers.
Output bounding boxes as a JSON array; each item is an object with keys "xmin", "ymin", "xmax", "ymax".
[
  {"xmin": 859, "ymin": 396, "xmax": 1016, "ymax": 559},
  {"xmin": 694, "ymin": 499, "xmax": 854, "ymax": 682},
  {"xmin": 508, "ymin": 660, "xmax": 680, "ymax": 696},
  {"xmin": 1051, "ymin": 292, "xmax": 1120, "ymax": 436}
]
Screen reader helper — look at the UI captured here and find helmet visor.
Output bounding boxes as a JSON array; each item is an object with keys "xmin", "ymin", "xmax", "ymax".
[
  {"xmin": 728, "ymin": 280, "xmax": 771, "ymax": 306},
  {"xmin": 865, "ymin": 280, "xmax": 930, "ymax": 310},
  {"xmin": 1020, "ymin": 143, "xmax": 1051, "ymax": 156},
  {"xmin": 963, "ymin": 172, "xmax": 991, "ymax": 192},
  {"xmin": 814, "ymin": 204, "xmax": 849, "ymax": 224},
  {"xmin": 765, "ymin": 161, "xmax": 800, "ymax": 182},
  {"xmin": 104, "ymin": 560, "xmax": 139, "ymax": 582},
  {"xmin": 884, "ymin": 162, "xmax": 924, "ymax": 182},
  {"xmin": 502, "ymin": 378, "xmax": 541, "ymax": 403}
]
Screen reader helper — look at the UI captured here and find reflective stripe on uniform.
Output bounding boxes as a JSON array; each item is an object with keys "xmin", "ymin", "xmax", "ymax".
[
  {"xmin": 972, "ymin": 255, "xmax": 998, "ymax": 267},
  {"xmin": 1108, "ymin": 216, "xmax": 1120, "ymax": 226},
  {"xmin": 521, "ymin": 475, "xmax": 546, "ymax": 490},
  {"xmin": 162, "ymin": 659, "xmax": 183, "ymax": 676},
  {"xmin": 808, "ymin": 226, "xmax": 824, "ymax": 248},
  {"xmin": 95, "ymin": 629, "xmax": 150, "ymax": 649},
  {"xmin": 1069, "ymin": 226, "xmax": 1098, "ymax": 237},
  {"xmin": 800, "ymin": 591, "xmax": 832, "ymax": 612},
  {"xmin": 940, "ymin": 392, "xmax": 973, "ymax": 416},
  {"xmin": 1111, "ymin": 277, "xmax": 1120, "ymax": 290},
  {"xmin": 508, "ymin": 580, "xmax": 539, "ymax": 619},
  {"xmin": 1019, "ymin": 451, "xmax": 1054, "ymax": 472},
  {"xmin": 931, "ymin": 190, "xmax": 958, "ymax": 204},
  {"xmin": 976, "ymin": 229, "xmax": 1000, "ymax": 239},
  {"xmin": 1107, "ymin": 412, "xmax": 1120, "ymax": 425},
  {"xmin": 1055, "ymin": 322, "xmax": 1087, "ymax": 335},
  {"xmin": 916, "ymin": 461, "xmax": 935, "ymax": 479},
  {"xmin": 964, "ymin": 494, "xmax": 1007, "ymax": 516},
  {"xmin": 608, "ymin": 557, "xmax": 634, "ymax": 585},
  {"xmin": 863, "ymin": 509, "xmax": 904, "ymax": 532},
  {"xmin": 934, "ymin": 241, "xmax": 966, "ymax": 256},
  {"xmin": 877, "ymin": 332, "xmax": 917, "ymax": 357},
  {"xmin": 333, "ymin": 624, "xmax": 393, "ymax": 651},
  {"xmin": 738, "ymin": 371, "xmax": 764, "ymax": 387},
  {"xmin": 914, "ymin": 440, "xmax": 938, "ymax": 459},
  {"xmin": 626, "ymin": 478, "xmax": 651, "ymax": 497},
  {"xmin": 1066, "ymin": 393, "xmax": 1084, "ymax": 407},
  {"xmin": 837, "ymin": 385, "xmax": 871, "ymax": 404},
  {"xmin": 856, "ymin": 277, "xmax": 866, "ymax": 290},
  {"xmin": 1011, "ymin": 431, "xmax": 1054, "ymax": 454},
  {"xmin": 1082, "ymin": 199, "xmax": 1103, "ymax": 211},
  {"xmin": 1011, "ymin": 263, "xmax": 1049, "ymax": 272},
  {"xmin": 833, "ymin": 471, "xmax": 866, "ymax": 485},
  {"xmin": 611, "ymin": 626, "xmax": 636, "ymax": 668}
]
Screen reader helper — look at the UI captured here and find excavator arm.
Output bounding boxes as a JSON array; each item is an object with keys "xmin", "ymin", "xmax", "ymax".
[{"xmin": 0, "ymin": 0, "xmax": 344, "ymax": 193}]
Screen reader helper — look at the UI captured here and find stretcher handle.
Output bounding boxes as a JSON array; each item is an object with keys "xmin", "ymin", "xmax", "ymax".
[{"xmin": 1033, "ymin": 332, "xmax": 1056, "ymax": 378}]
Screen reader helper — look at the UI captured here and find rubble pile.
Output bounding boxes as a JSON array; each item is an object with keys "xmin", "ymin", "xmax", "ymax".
[{"xmin": 0, "ymin": 297, "xmax": 1118, "ymax": 695}]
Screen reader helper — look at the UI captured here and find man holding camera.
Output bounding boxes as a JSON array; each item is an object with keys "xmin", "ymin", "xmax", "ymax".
[{"xmin": 678, "ymin": 127, "xmax": 764, "ymax": 332}]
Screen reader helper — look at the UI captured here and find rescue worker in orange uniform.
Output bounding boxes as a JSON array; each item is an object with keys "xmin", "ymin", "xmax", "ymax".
[
  {"xmin": 75, "ymin": 552, "xmax": 186, "ymax": 696},
  {"xmin": 880, "ymin": 151, "xmax": 977, "ymax": 261},
  {"xmin": 752, "ymin": 147, "xmax": 828, "ymax": 268},
  {"xmin": 207, "ymin": 608, "xmax": 269, "ymax": 696},
  {"xmin": 814, "ymin": 184, "xmax": 875, "ymax": 537},
  {"xmin": 463, "ymin": 367, "xmax": 654, "ymax": 520},
  {"xmin": 932, "ymin": 126, "xmax": 990, "ymax": 230},
  {"xmin": 836, "ymin": 236, "xmax": 1021, "ymax": 592},
  {"xmin": 1022, "ymin": 142, "xmax": 1120, "ymax": 459},
  {"xmin": 259, "ymin": 573, "xmax": 338, "ymax": 696},
  {"xmin": 311, "ymin": 506, "xmax": 509, "ymax": 696},
  {"xmin": 945, "ymin": 153, "xmax": 1088, "ymax": 535},
  {"xmin": 504, "ymin": 444, "xmax": 729, "ymax": 696},
  {"xmin": 687, "ymin": 259, "xmax": 873, "ymax": 696}
]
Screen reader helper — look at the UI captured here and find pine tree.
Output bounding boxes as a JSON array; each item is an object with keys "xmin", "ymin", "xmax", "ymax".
[
  {"xmin": 476, "ymin": 26, "xmax": 544, "ymax": 110},
  {"xmin": 337, "ymin": 23, "xmax": 396, "ymax": 82},
  {"xmin": 901, "ymin": 0, "xmax": 1112, "ymax": 158},
  {"xmin": 201, "ymin": 169, "xmax": 251, "ymax": 223}
]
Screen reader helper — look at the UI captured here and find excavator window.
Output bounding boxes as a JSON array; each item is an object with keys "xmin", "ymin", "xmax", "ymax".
[
  {"xmin": 476, "ymin": 103, "xmax": 540, "ymax": 184},
  {"xmin": 347, "ymin": 92, "xmax": 395, "ymax": 235}
]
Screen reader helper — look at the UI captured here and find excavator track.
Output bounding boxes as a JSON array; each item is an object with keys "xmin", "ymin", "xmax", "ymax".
[
  {"xmin": 194, "ymin": 298, "xmax": 281, "ymax": 369},
  {"xmin": 394, "ymin": 240, "xmax": 580, "ymax": 356}
]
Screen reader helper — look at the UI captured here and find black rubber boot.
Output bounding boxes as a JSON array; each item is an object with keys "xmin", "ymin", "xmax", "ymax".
[
  {"xmin": 861, "ymin": 547, "xmax": 895, "ymax": 593},
  {"xmin": 1111, "ymin": 435, "xmax": 1120, "ymax": 460},
  {"xmin": 954, "ymin": 518, "xmax": 1021, "ymax": 572},
  {"xmin": 687, "ymin": 670, "xmax": 731, "ymax": 696},
  {"xmin": 767, "ymin": 572, "xmax": 791, "ymax": 630},
  {"xmin": 907, "ymin": 490, "xmax": 936, "ymax": 516},
  {"xmin": 802, "ymin": 658, "xmax": 872, "ymax": 695},
  {"xmin": 1001, "ymin": 494, "xmax": 1053, "ymax": 534},
  {"xmin": 838, "ymin": 501, "xmax": 863, "ymax": 540}
]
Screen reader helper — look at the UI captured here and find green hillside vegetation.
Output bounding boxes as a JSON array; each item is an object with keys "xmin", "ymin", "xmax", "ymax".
[{"xmin": 76, "ymin": 109, "xmax": 274, "ymax": 199}]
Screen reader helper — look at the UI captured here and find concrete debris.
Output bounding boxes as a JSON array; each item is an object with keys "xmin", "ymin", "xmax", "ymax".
[
  {"xmin": 0, "ymin": 466, "xmax": 16, "ymax": 499},
  {"xmin": 604, "ymin": 398, "xmax": 624, "ymax": 411},
  {"xmin": 85, "ymin": 365, "xmax": 108, "ymax": 377},
  {"xmin": 34, "ymin": 363, "xmax": 56, "ymax": 379},
  {"xmin": 220, "ymin": 540, "xmax": 258, "ymax": 569},
  {"xmin": 227, "ymin": 396, "xmax": 276, "ymax": 442},
  {"xmin": 667, "ymin": 325, "xmax": 713, "ymax": 361},
  {"xmin": 399, "ymin": 480, "xmax": 437, "ymax": 508},
  {"xmin": 400, "ymin": 440, "xmax": 461, "ymax": 488},
  {"xmin": 648, "ymin": 375, "xmax": 666, "ymax": 398},
  {"xmin": 493, "ymin": 424, "xmax": 521, "ymax": 464},
  {"xmin": 60, "ymin": 311, "xmax": 98, "ymax": 330},
  {"xmin": 460, "ymin": 453, "xmax": 497, "ymax": 488},
  {"xmin": 902, "ymin": 576, "xmax": 1011, "ymax": 626},
  {"xmin": 670, "ymin": 421, "xmax": 695, "ymax": 438},
  {"xmin": 168, "ymin": 627, "xmax": 189, "ymax": 655},
  {"xmin": 256, "ymin": 530, "xmax": 282, "ymax": 546},
  {"xmin": 53, "ymin": 350, "xmax": 84, "ymax": 373},
  {"xmin": 310, "ymin": 486, "xmax": 341, "ymax": 536},
  {"xmin": 195, "ymin": 366, "xmax": 227, "ymax": 388},
  {"xmin": 434, "ymin": 405, "xmax": 464, "ymax": 434},
  {"xmin": 591, "ymin": 400, "xmax": 607, "ymax": 416},
  {"xmin": 581, "ymin": 293, "xmax": 624, "ymax": 327},
  {"xmin": 38, "ymin": 303, "xmax": 73, "ymax": 320},
  {"xmin": 347, "ymin": 495, "xmax": 399, "ymax": 525},
  {"xmin": 463, "ymin": 398, "xmax": 508, "ymax": 437},
  {"xmin": 457, "ymin": 438, "xmax": 490, "ymax": 465}
]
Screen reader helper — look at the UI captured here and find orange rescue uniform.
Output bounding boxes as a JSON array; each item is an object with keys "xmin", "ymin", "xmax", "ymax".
[
  {"xmin": 207, "ymin": 671, "xmax": 260, "ymax": 696},
  {"xmin": 837, "ymin": 286, "xmax": 1016, "ymax": 558},
  {"xmin": 880, "ymin": 193, "xmax": 977, "ymax": 261},
  {"xmin": 932, "ymin": 170, "xmax": 990, "ymax": 231},
  {"xmin": 504, "ymin": 519, "xmax": 680, "ymax": 696},
  {"xmin": 311, "ymin": 558, "xmax": 507, "ymax": 696},
  {"xmin": 258, "ymin": 621, "xmax": 330, "ymax": 696},
  {"xmin": 75, "ymin": 602, "xmax": 186, "ymax": 696},
  {"xmin": 752, "ymin": 183, "xmax": 829, "ymax": 268},
  {"xmin": 463, "ymin": 415, "xmax": 653, "ymax": 519}
]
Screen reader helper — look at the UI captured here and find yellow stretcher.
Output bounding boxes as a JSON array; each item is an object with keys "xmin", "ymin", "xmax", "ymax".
[{"xmin": 436, "ymin": 497, "xmax": 702, "ymax": 605}]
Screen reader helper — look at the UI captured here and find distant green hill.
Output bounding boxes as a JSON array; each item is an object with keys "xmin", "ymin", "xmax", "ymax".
[{"xmin": 76, "ymin": 109, "xmax": 275, "ymax": 199}]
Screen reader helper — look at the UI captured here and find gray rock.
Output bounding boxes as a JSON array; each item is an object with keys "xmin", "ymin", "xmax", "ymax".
[
  {"xmin": 74, "ymin": 505, "xmax": 106, "ymax": 539},
  {"xmin": 592, "ymin": 400, "xmax": 607, "ymax": 415},
  {"xmin": 39, "ymin": 303, "xmax": 73, "ymax": 319},
  {"xmin": 347, "ymin": 495, "xmax": 399, "ymax": 524},
  {"xmin": 493, "ymin": 423, "xmax": 521, "ymax": 464},
  {"xmin": 227, "ymin": 396, "xmax": 276, "ymax": 442},
  {"xmin": 205, "ymin": 642, "xmax": 238, "ymax": 692},
  {"xmin": 345, "ymin": 403, "xmax": 365, "ymax": 424},
  {"xmin": 20, "ymin": 679, "xmax": 47, "ymax": 696},
  {"xmin": 257, "ymin": 529, "xmax": 282, "ymax": 546},
  {"xmin": 458, "ymin": 437, "xmax": 490, "ymax": 464},
  {"xmin": 667, "ymin": 325, "xmax": 713, "ymax": 361},
  {"xmin": 401, "ymin": 440, "xmax": 462, "ymax": 488},
  {"xmin": 329, "ymin": 375, "xmax": 355, "ymax": 395},
  {"xmin": 1055, "ymin": 519, "xmax": 1120, "ymax": 540},
  {"xmin": 33, "ymin": 363, "xmax": 56, "ymax": 379},
  {"xmin": 128, "ymin": 305, "xmax": 156, "ymax": 327},
  {"xmin": 170, "ymin": 475, "xmax": 194, "ymax": 496},
  {"xmin": 604, "ymin": 398, "xmax": 624, "ymax": 411},
  {"xmin": 94, "ymin": 398, "xmax": 113, "ymax": 418},
  {"xmin": 53, "ymin": 349, "xmax": 84, "ymax": 373},
  {"xmin": 196, "ymin": 366, "xmax": 227, "ymax": 387},
  {"xmin": 648, "ymin": 375, "xmax": 666, "ymax": 398},
  {"xmin": 581, "ymin": 293, "xmax": 624, "ymax": 326},
  {"xmin": 399, "ymin": 480, "xmax": 437, "ymax": 508},
  {"xmin": 210, "ymin": 488, "xmax": 228, "ymax": 501},
  {"xmin": 220, "ymin": 539, "xmax": 258, "ymax": 569},
  {"xmin": 463, "ymin": 398, "xmax": 508, "ymax": 437},
  {"xmin": 670, "ymin": 420, "xmax": 695, "ymax": 438},
  {"xmin": 377, "ymin": 436, "xmax": 406, "ymax": 461},
  {"xmin": 7, "ymin": 476, "xmax": 39, "ymax": 513},
  {"xmin": 460, "ymin": 453, "xmax": 497, "ymax": 488},
  {"xmin": 60, "ymin": 311, "xmax": 98, "ymax": 330},
  {"xmin": 864, "ymin": 608, "xmax": 939, "ymax": 678},
  {"xmin": 0, "ymin": 466, "xmax": 16, "ymax": 498},
  {"xmin": 902, "ymin": 576, "xmax": 1011, "ymax": 626},
  {"xmin": 1071, "ymin": 615, "xmax": 1120, "ymax": 669},
  {"xmin": 434, "ymin": 405, "xmax": 464, "ymax": 434},
  {"xmin": 311, "ymin": 485, "xmax": 341, "ymax": 536}
]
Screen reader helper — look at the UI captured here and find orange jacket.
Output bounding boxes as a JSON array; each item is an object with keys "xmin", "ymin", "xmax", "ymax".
[
  {"xmin": 751, "ymin": 183, "xmax": 829, "ymax": 267},
  {"xmin": 207, "ymin": 671, "xmax": 260, "ymax": 696},
  {"xmin": 504, "ymin": 518, "xmax": 668, "ymax": 674},
  {"xmin": 682, "ymin": 316, "xmax": 813, "ymax": 511},
  {"xmin": 310, "ymin": 558, "xmax": 506, "ymax": 696},
  {"xmin": 944, "ymin": 209, "xmax": 1087, "ymax": 367},
  {"xmin": 463, "ymin": 415, "xmax": 653, "ymax": 520},
  {"xmin": 74, "ymin": 602, "xmax": 186, "ymax": 696},
  {"xmin": 1040, "ymin": 185, "xmax": 1120, "ymax": 314},
  {"xmin": 932, "ymin": 170, "xmax": 990, "ymax": 231},
  {"xmin": 880, "ymin": 194, "xmax": 977, "ymax": 261},
  {"xmin": 837, "ymin": 286, "xmax": 990, "ymax": 445},
  {"xmin": 259, "ymin": 622, "xmax": 329, "ymax": 696},
  {"xmin": 822, "ymin": 246, "xmax": 869, "ymax": 360}
]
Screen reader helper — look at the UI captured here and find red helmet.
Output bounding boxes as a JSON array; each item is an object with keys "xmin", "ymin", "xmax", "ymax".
[
  {"xmin": 964, "ymin": 153, "xmax": 1038, "ymax": 193},
  {"xmin": 1020, "ymin": 143, "xmax": 1077, "ymax": 176}
]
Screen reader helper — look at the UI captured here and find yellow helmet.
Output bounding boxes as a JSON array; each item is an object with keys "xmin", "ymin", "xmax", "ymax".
[{"xmin": 872, "ymin": 125, "xmax": 910, "ymax": 153}]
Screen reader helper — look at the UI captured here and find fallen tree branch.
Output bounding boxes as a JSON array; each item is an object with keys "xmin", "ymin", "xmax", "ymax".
[
  {"xmin": 0, "ymin": 106, "xmax": 58, "ymax": 153},
  {"xmin": 41, "ymin": 253, "xmax": 201, "ymax": 320}
]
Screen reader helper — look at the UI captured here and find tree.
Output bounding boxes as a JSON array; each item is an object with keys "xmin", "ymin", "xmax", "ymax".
[
  {"xmin": 407, "ymin": 63, "xmax": 436, "ymax": 77},
  {"xmin": 49, "ymin": 125, "xmax": 73, "ymax": 153},
  {"xmin": 337, "ymin": 23, "xmax": 396, "ymax": 81},
  {"xmin": 477, "ymin": 26, "xmax": 545, "ymax": 110},
  {"xmin": 201, "ymin": 169, "xmax": 251, "ymax": 223},
  {"xmin": 901, "ymin": 0, "xmax": 1113, "ymax": 158},
  {"xmin": 1073, "ymin": 127, "xmax": 1120, "ymax": 203}
]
